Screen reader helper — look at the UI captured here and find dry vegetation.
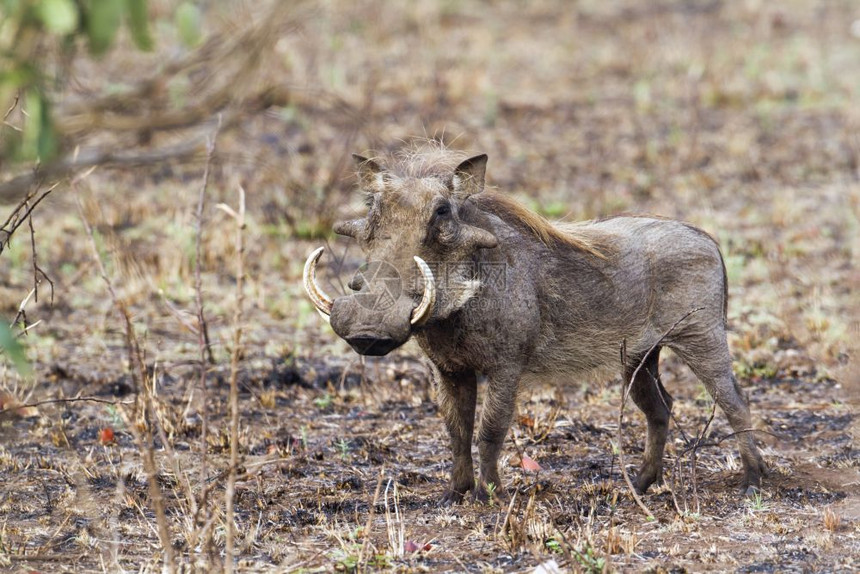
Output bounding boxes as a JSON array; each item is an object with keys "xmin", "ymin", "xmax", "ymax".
[{"xmin": 1, "ymin": 0, "xmax": 859, "ymax": 572}]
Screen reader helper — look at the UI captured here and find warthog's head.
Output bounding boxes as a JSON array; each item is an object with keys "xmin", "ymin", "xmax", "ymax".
[{"xmin": 303, "ymin": 150, "xmax": 498, "ymax": 356}]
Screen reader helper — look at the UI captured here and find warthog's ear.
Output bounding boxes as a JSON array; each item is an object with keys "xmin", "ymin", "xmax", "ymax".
[
  {"xmin": 461, "ymin": 224, "xmax": 498, "ymax": 250},
  {"xmin": 353, "ymin": 154, "xmax": 386, "ymax": 193},
  {"xmin": 453, "ymin": 154, "xmax": 488, "ymax": 198},
  {"xmin": 334, "ymin": 218, "xmax": 367, "ymax": 239}
]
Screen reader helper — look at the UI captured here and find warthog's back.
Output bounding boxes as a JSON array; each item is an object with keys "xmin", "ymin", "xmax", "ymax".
[{"xmin": 527, "ymin": 216, "xmax": 728, "ymax": 380}]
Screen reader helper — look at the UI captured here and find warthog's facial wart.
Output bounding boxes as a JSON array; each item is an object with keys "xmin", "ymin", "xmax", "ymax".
[{"xmin": 303, "ymin": 249, "xmax": 436, "ymax": 355}]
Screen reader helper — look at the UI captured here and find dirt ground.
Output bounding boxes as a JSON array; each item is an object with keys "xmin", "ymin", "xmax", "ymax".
[{"xmin": 1, "ymin": 1, "xmax": 859, "ymax": 572}]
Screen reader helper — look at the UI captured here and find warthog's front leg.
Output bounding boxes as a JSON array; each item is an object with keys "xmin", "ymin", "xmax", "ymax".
[
  {"xmin": 436, "ymin": 368, "xmax": 478, "ymax": 505},
  {"xmin": 474, "ymin": 371, "xmax": 520, "ymax": 503}
]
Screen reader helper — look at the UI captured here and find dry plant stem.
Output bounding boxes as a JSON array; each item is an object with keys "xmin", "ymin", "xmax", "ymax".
[
  {"xmin": 0, "ymin": 395, "xmax": 132, "ymax": 419},
  {"xmin": 618, "ymin": 340, "xmax": 657, "ymax": 523},
  {"xmin": 0, "ymin": 182, "xmax": 57, "ymax": 257},
  {"xmin": 3, "ymin": 92, "xmax": 19, "ymax": 122},
  {"xmin": 617, "ymin": 308, "xmax": 704, "ymax": 522},
  {"xmin": 11, "ymin": 287, "xmax": 35, "ymax": 332},
  {"xmin": 76, "ymin": 191, "xmax": 176, "ymax": 573},
  {"xmin": 27, "ymin": 207, "xmax": 53, "ymax": 305},
  {"xmin": 497, "ymin": 490, "xmax": 519, "ymax": 541},
  {"xmin": 691, "ymin": 402, "xmax": 717, "ymax": 514},
  {"xmin": 223, "ymin": 186, "xmax": 246, "ymax": 572},
  {"xmin": 191, "ymin": 119, "xmax": 220, "ymax": 567},
  {"xmin": 670, "ymin": 401, "xmax": 716, "ymax": 516},
  {"xmin": 0, "ymin": 133, "xmax": 214, "ymax": 203},
  {"xmin": 358, "ymin": 468, "xmax": 385, "ymax": 569},
  {"xmin": 195, "ymin": 119, "xmax": 221, "ymax": 367}
]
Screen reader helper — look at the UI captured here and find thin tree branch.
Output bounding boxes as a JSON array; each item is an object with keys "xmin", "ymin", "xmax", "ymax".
[
  {"xmin": 223, "ymin": 185, "xmax": 246, "ymax": 572},
  {"xmin": 0, "ymin": 395, "xmax": 134, "ymax": 418},
  {"xmin": 617, "ymin": 307, "xmax": 704, "ymax": 522}
]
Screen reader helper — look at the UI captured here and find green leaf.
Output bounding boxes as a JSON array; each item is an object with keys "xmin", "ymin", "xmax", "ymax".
[
  {"xmin": 38, "ymin": 0, "xmax": 80, "ymax": 35},
  {"xmin": 86, "ymin": 0, "xmax": 125, "ymax": 56},
  {"xmin": 36, "ymin": 94, "xmax": 57, "ymax": 160},
  {"xmin": 18, "ymin": 90, "xmax": 57, "ymax": 162},
  {"xmin": 175, "ymin": 2, "xmax": 202, "ymax": 48},
  {"xmin": 125, "ymin": 0, "xmax": 153, "ymax": 51},
  {"xmin": 0, "ymin": 323, "xmax": 32, "ymax": 377}
]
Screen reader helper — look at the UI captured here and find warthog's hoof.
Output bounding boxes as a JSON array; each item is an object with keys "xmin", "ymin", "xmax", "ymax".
[
  {"xmin": 633, "ymin": 467, "xmax": 663, "ymax": 495},
  {"xmin": 741, "ymin": 484, "xmax": 762, "ymax": 497},
  {"xmin": 440, "ymin": 489, "xmax": 467, "ymax": 506},
  {"xmin": 469, "ymin": 484, "xmax": 508, "ymax": 505},
  {"xmin": 740, "ymin": 459, "xmax": 768, "ymax": 497}
]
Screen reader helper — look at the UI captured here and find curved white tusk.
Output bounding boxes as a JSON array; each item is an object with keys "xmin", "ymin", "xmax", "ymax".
[
  {"xmin": 302, "ymin": 247, "xmax": 333, "ymax": 322},
  {"xmin": 410, "ymin": 256, "xmax": 436, "ymax": 326}
]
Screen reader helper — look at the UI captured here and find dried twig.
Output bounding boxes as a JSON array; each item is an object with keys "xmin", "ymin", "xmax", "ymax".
[
  {"xmin": 220, "ymin": 185, "xmax": 246, "ymax": 572},
  {"xmin": 0, "ymin": 395, "xmax": 133, "ymax": 418},
  {"xmin": 691, "ymin": 401, "xmax": 717, "ymax": 513},
  {"xmin": 1, "ymin": 182, "xmax": 58, "ymax": 257},
  {"xmin": 195, "ymin": 120, "xmax": 220, "ymax": 367},
  {"xmin": 27, "ymin": 206, "xmax": 54, "ymax": 305},
  {"xmin": 188, "ymin": 118, "xmax": 221, "ymax": 568},
  {"xmin": 358, "ymin": 468, "xmax": 385, "ymax": 568},
  {"xmin": 0, "ymin": 133, "xmax": 212, "ymax": 203},
  {"xmin": 3, "ymin": 92, "xmax": 19, "ymax": 123},
  {"xmin": 617, "ymin": 308, "xmax": 704, "ymax": 522}
]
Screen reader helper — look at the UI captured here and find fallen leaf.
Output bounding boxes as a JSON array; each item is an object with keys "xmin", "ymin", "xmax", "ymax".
[
  {"xmin": 521, "ymin": 455, "xmax": 542, "ymax": 472},
  {"xmin": 99, "ymin": 427, "xmax": 115, "ymax": 445}
]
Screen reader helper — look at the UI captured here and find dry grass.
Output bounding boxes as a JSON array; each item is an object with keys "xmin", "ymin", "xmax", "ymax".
[{"xmin": 1, "ymin": 0, "xmax": 859, "ymax": 572}]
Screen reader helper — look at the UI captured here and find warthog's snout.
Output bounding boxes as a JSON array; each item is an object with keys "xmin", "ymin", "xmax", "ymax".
[
  {"xmin": 303, "ymin": 247, "xmax": 436, "ymax": 356},
  {"xmin": 341, "ymin": 334, "xmax": 400, "ymax": 356}
]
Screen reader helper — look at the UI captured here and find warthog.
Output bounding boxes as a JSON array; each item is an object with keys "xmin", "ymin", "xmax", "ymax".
[{"xmin": 303, "ymin": 144, "xmax": 766, "ymax": 503}]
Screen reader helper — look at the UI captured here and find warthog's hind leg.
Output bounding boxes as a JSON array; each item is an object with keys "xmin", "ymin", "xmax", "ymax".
[
  {"xmin": 436, "ymin": 368, "xmax": 478, "ymax": 505},
  {"xmin": 625, "ymin": 346, "xmax": 672, "ymax": 494},
  {"xmin": 675, "ymin": 339, "xmax": 767, "ymax": 496}
]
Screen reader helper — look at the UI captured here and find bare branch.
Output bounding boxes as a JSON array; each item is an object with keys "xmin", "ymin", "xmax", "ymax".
[
  {"xmin": 224, "ymin": 184, "xmax": 246, "ymax": 572},
  {"xmin": 1, "ymin": 183, "xmax": 58, "ymax": 257},
  {"xmin": 189, "ymin": 118, "xmax": 220, "ymax": 567},
  {"xmin": 358, "ymin": 468, "xmax": 386, "ymax": 568},
  {"xmin": 27, "ymin": 207, "xmax": 54, "ymax": 305},
  {"xmin": 617, "ymin": 307, "xmax": 704, "ymax": 522},
  {"xmin": 617, "ymin": 339, "xmax": 657, "ymax": 522},
  {"xmin": 0, "ymin": 134, "xmax": 209, "ymax": 204},
  {"xmin": 0, "ymin": 395, "xmax": 133, "ymax": 419}
]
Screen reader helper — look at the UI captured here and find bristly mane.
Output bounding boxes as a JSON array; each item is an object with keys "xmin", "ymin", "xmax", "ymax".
[
  {"xmin": 371, "ymin": 141, "xmax": 469, "ymax": 180},
  {"xmin": 364, "ymin": 141, "xmax": 609, "ymax": 258},
  {"xmin": 473, "ymin": 193, "xmax": 610, "ymax": 259}
]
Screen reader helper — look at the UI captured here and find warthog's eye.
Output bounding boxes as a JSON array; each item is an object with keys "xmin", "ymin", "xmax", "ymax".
[{"xmin": 435, "ymin": 203, "xmax": 451, "ymax": 218}]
